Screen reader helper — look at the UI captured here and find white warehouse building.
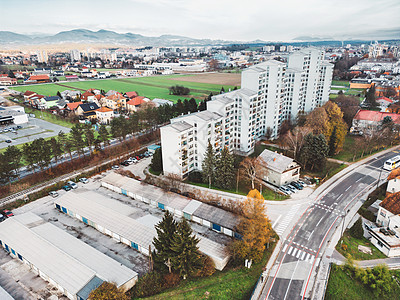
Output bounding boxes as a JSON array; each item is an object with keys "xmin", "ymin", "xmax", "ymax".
[
  {"xmin": 0, "ymin": 212, "xmax": 138, "ymax": 300},
  {"xmin": 160, "ymin": 48, "xmax": 333, "ymax": 177}
]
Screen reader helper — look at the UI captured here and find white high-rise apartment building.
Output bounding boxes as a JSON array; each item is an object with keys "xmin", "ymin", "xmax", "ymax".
[
  {"xmin": 36, "ymin": 50, "xmax": 48, "ymax": 63},
  {"xmin": 161, "ymin": 48, "xmax": 333, "ymax": 177},
  {"xmin": 70, "ymin": 49, "xmax": 81, "ymax": 62}
]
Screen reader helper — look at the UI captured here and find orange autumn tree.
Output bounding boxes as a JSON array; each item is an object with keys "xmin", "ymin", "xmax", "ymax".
[
  {"xmin": 88, "ymin": 282, "xmax": 129, "ymax": 300},
  {"xmin": 230, "ymin": 189, "xmax": 273, "ymax": 263}
]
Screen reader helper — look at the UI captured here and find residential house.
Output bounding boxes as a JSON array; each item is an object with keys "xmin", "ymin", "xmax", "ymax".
[
  {"xmin": 43, "ymin": 96, "xmax": 64, "ymax": 109},
  {"xmin": 60, "ymin": 90, "xmax": 81, "ymax": 100},
  {"xmin": 96, "ymin": 107, "xmax": 114, "ymax": 124},
  {"xmin": 81, "ymin": 92, "xmax": 95, "ymax": 102},
  {"xmin": 65, "ymin": 101, "xmax": 83, "ymax": 115},
  {"xmin": 377, "ymin": 96, "xmax": 395, "ymax": 111},
  {"xmin": 26, "ymin": 75, "xmax": 50, "ymax": 83},
  {"xmin": 351, "ymin": 110, "xmax": 400, "ymax": 132},
  {"xmin": 105, "ymin": 93, "xmax": 127, "ymax": 110},
  {"xmin": 105, "ymin": 90, "xmax": 122, "ymax": 97},
  {"xmin": 29, "ymin": 94, "xmax": 45, "ymax": 107},
  {"xmin": 23, "ymin": 91, "xmax": 37, "ymax": 102},
  {"xmin": 65, "ymin": 75, "xmax": 79, "ymax": 81},
  {"xmin": 258, "ymin": 149, "xmax": 300, "ymax": 187},
  {"xmin": 0, "ymin": 77, "xmax": 17, "ymax": 85},
  {"xmin": 126, "ymin": 96, "xmax": 149, "ymax": 112},
  {"xmin": 76, "ymin": 103, "xmax": 100, "ymax": 120},
  {"xmin": 125, "ymin": 91, "xmax": 138, "ymax": 99}
]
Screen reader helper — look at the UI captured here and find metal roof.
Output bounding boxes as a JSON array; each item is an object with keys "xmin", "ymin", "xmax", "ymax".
[
  {"xmin": 258, "ymin": 149, "xmax": 299, "ymax": 174},
  {"xmin": 0, "ymin": 286, "xmax": 14, "ymax": 300}
]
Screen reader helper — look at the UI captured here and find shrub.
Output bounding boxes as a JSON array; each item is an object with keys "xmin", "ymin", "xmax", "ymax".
[
  {"xmin": 349, "ymin": 217, "xmax": 364, "ymax": 239},
  {"xmin": 188, "ymin": 171, "xmax": 203, "ymax": 183},
  {"xmin": 132, "ymin": 272, "xmax": 164, "ymax": 298},
  {"xmin": 195, "ymin": 255, "xmax": 215, "ymax": 277},
  {"xmin": 163, "ymin": 273, "xmax": 181, "ymax": 288},
  {"xmin": 342, "ymin": 244, "xmax": 348, "ymax": 251}
]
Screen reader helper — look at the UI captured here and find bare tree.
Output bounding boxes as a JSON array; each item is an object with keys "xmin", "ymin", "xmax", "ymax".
[
  {"xmin": 282, "ymin": 127, "xmax": 312, "ymax": 160},
  {"xmin": 239, "ymin": 157, "xmax": 267, "ymax": 190},
  {"xmin": 164, "ymin": 173, "xmax": 183, "ymax": 192}
]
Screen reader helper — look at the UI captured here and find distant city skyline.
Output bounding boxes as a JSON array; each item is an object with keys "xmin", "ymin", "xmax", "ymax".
[{"xmin": 1, "ymin": 0, "xmax": 399, "ymax": 41}]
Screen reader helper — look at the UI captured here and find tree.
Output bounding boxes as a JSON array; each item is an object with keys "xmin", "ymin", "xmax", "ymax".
[
  {"xmin": 323, "ymin": 101, "xmax": 347, "ymax": 154},
  {"xmin": 150, "ymin": 148, "xmax": 163, "ymax": 173},
  {"xmin": 305, "ymin": 107, "xmax": 329, "ymax": 135},
  {"xmin": 88, "ymin": 282, "xmax": 129, "ymax": 300},
  {"xmin": 83, "ymin": 124, "xmax": 95, "ymax": 154},
  {"xmin": 49, "ymin": 137, "xmax": 63, "ymax": 163},
  {"xmin": 208, "ymin": 59, "xmax": 219, "ymax": 71},
  {"xmin": 98, "ymin": 125, "xmax": 110, "ymax": 148},
  {"xmin": 70, "ymin": 124, "xmax": 84, "ymax": 157},
  {"xmin": 188, "ymin": 98, "xmax": 198, "ymax": 113},
  {"xmin": 365, "ymin": 85, "xmax": 377, "ymax": 108},
  {"xmin": 153, "ymin": 211, "xmax": 178, "ymax": 273},
  {"xmin": 239, "ymin": 157, "xmax": 267, "ymax": 190},
  {"xmin": 169, "ymin": 85, "xmax": 190, "ymax": 96},
  {"xmin": 231, "ymin": 190, "xmax": 273, "ymax": 262},
  {"xmin": 349, "ymin": 217, "xmax": 364, "ymax": 239},
  {"xmin": 333, "ymin": 94, "xmax": 360, "ymax": 127},
  {"xmin": 175, "ymin": 99, "xmax": 184, "ymax": 115},
  {"xmin": 328, "ymin": 126, "xmax": 337, "ymax": 156},
  {"xmin": 300, "ymin": 133, "xmax": 329, "ymax": 171},
  {"xmin": 220, "ymin": 87, "xmax": 225, "ymax": 94},
  {"xmin": 0, "ymin": 153, "xmax": 14, "ymax": 184},
  {"xmin": 215, "ymin": 147, "xmax": 235, "ymax": 189},
  {"xmin": 382, "ymin": 116, "xmax": 393, "ymax": 127},
  {"xmin": 281, "ymin": 127, "xmax": 311, "ymax": 160},
  {"xmin": 170, "ymin": 218, "xmax": 201, "ymax": 279},
  {"xmin": 202, "ymin": 141, "xmax": 216, "ymax": 188},
  {"xmin": 3, "ymin": 145, "xmax": 22, "ymax": 179}
]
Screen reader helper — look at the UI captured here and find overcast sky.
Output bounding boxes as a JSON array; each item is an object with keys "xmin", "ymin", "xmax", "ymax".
[{"xmin": 1, "ymin": 0, "xmax": 399, "ymax": 41}]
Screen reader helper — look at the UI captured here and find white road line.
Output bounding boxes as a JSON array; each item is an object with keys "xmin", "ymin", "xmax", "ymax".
[
  {"xmin": 292, "ymin": 248, "xmax": 298, "ymax": 257},
  {"xmin": 296, "ymin": 250, "xmax": 302, "ymax": 258},
  {"xmin": 288, "ymin": 246, "xmax": 293, "ymax": 255},
  {"xmin": 306, "ymin": 253, "xmax": 311, "ymax": 261},
  {"xmin": 345, "ymin": 186, "xmax": 351, "ymax": 191},
  {"xmin": 282, "ymin": 244, "xmax": 288, "ymax": 252},
  {"xmin": 301, "ymin": 251, "xmax": 306, "ymax": 260},
  {"xmin": 307, "ymin": 230, "xmax": 314, "ymax": 241},
  {"xmin": 356, "ymin": 177, "xmax": 362, "ymax": 182},
  {"xmin": 272, "ymin": 215, "xmax": 282, "ymax": 229},
  {"xmin": 337, "ymin": 193, "xmax": 343, "ymax": 199},
  {"xmin": 283, "ymin": 259, "xmax": 300, "ymax": 300}
]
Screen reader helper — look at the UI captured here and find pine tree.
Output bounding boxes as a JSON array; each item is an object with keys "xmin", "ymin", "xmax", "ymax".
[
  {"xmin": 70, "ymin": 124, "xmax": 84, "ymax": 157},
  {"xmin": 153, "ymin": 211, "xmax": 177, "ymax": 273},
  {"xmin": 49, "ymin": 137, "xmax": 63, "ymax": 163},
  {"xmin": 215, "ymin": 147, "xmax": 235, "ymax": 189},
  {"xmin": 328, "ymin": 126, "xmax": 337, "ymax": 156},
  {"xmin": 4, "ymin": 145, "xmax": 22, "ymax": 179},
  {"xmin": 188, "ymin": 98, "xmax": 198, "ymax": 113},
  {"xmin": 175, "ymin": 99, "xmax": 184, "ymax": 115},
  {"xmin": 202, "ymin": 141, "xmax": 216, "ymax": 188},
  {"xmin": 349, "ymin": 217, "xmax": 364, "ymax": 239},
  {"xmin": 170, "ymin": 218, "xmax": 201, "ymax": 279},
  {"xmin": 301, "ymin": 133, "xmax": 328, "ymax": 171},
  {"xmin": 83, "ymin": 124, "xmax": 95, "ymax": 154},
  {"xmin": 98, "ymin": 125, "xmax": 110, "ymax": 148},
  {"xmin": 150, "ymin": 148, "xmax": 163, "ymax": 173},
  {"xmin": 220, "ymin": 87, "xmax": 225, "ymax": 94}
]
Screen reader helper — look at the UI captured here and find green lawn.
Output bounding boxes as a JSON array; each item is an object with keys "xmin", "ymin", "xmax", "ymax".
[
  {"xmin": 141, "ymin": 242, "xmax": 277, "ymax": 300},
  {"xmin": 303, "ymin": 160, "xmax": 347, "ymax": 182},
  {"xmin": 336, "ymin": 231, "xmax": 387, "ymax": 261},
  {"xmin": 25, "ymin": 107, "xmax": 75, "ymax": 128},
  {"xmin": 325, "ymin": 264, "xmax": 400, "ymax": 300},
  {"xmin": 332, "ymin": 80, "xmax": 350, "ymax": 87},
  {"xmin": 11, "ymin": 75, "xmax": 238, "ymax": 103}
]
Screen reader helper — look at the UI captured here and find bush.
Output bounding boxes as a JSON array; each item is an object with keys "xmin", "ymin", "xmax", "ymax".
[
  {"xmin": 169, "ymin": 85, "xmax": 190, "ymax": 96},
  {"xmin": 188, "ymin": 171, "xmax": 203, "ymax": 183},
  {"xmin": 132, "ymin": 272, "xmax": 164, "ymax": 298},
  {"xmin": 163, "ymin": 273, "xmax": 181, "ymax": 288},
  {"xmin": 349, "ymin": 217, "xmax": 364, "ymax": 239},
  {"xmin": 195, "ymin": 255, "xmax": 215, "ymax": 277}
]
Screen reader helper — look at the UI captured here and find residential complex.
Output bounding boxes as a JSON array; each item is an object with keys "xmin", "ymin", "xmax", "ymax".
[{"xmin": 161, "ymin": 48, "xmax": 333, "ymax": 177}]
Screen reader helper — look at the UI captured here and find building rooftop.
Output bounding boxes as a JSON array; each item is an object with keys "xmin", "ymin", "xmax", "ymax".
[
  {"xmin": 380, "ymin": 191, "xmax": 400, "ymax": 215},
  {"xmin": 354, "ymin": 110, "xmax": 400, "ymax": 124},
  {"xmin": 165, "ymin": 120, "xmax": 193, "ymax": 133},
  {"xmin": 258, "ymin": 149, "xmax": 299, "ymax": 173}
]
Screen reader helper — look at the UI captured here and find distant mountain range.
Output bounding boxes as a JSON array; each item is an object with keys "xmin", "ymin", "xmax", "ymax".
[{"xmin": 0, "ymin": 28, "xmax": 399, "ymax": 47}]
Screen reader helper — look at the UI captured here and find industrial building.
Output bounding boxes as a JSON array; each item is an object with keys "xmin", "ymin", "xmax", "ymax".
[
  {"xmin": 54, "ymin": 190, "xmax": 230, "ymax": 270},
  {"xmin": 0, "ymin": 213, "xmax": 138, "ymax": 300},
  {"xmin": 101, "ymin": 172, "xmax": 239, "ymax": 238}
]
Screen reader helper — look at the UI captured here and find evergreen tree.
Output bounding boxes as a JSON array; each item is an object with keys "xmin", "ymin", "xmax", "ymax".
[
  {"xmin": 349, "ymin": 217, "xmax": 364, "ymax": 239},
  {"xmin": 4, "ymin": 145, "xmax": 22, "ymax": 179},
  {"xmin": 83, "ymin": 124, "xmax": 95, "ymax": 154},
  {"xmin": 215, "ymin": 147, "xmax": 235, "ymax": 189},
  {"xmin": 170, "ymin": 218, "xmax": 201, "ymax": 279},
  {"xmin": 0, "ymin": 153, "xmax": 13, "ymax": 184},
  {"xmin": 150, "ymin": 148, "xmax": 163, "ymax": 173},
  {"xmin": 220, "ymin": 86, "xmax": 225, "ymax": 94},
  {"xmin": 301, "ymin": 133, "xmax": 328, "ymax": 171},
  {"xmin": 365, "ymin": 85, "xmax": 377, "ymax": 108},
  {"xmin": 98, "ymin": 125, "xmax": 110, "ymax": 148},
  {"xmin": 202, "ymin": 141, "xmax": 216, "ymax": 188},
  {"xmin": 198, "ymin": 100, "xmax": 206, "ymax": 111},
  {"xmin": 328, "ymin": 126, "xmax": 337, "ymax": 156},
  {"xmin": 175, "ymin": 99, "xmax": 184, "ymax": 115},
  {"xmin": 152, "ymin": 211, "xmax": 177, "ymax": 273},
  {"xmin": 183, "ymin": 99, "xmax": 190, "ymax": 114},
  {"xmin": 207, "ymin": 92, "xmax": 213, "ymax": 101},
  {"xmin": 49, "ymin": 137, "xmax": 63, "ymax": 163},
  {"xmin": 70, "ymin": 124, "xmax": 84, "ymax": 157},
  {"xmin": 188, "ymin": 98, "xmax": 198, "ymax": 113}
]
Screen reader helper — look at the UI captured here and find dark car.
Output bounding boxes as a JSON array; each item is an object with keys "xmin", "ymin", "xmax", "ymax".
[
  {"xmin": 121, "ymin": 161, "xmax": 130, "ymax": 166},
  {"xmin": 5, "ymin": 139, "xmax": 11, "ymax": 143},
  {"xmin": 290, "ymin": 181, "xmax": 303, "ymax": 190},
  {"xmin": 3, "ymin": 210, "xmax": 14, "ymax": 218},
  {"xmin": 139, "ymin": 153, "xmax": 145, "ymax": 159},
  {"xmin": 62, "ymin": 185, "xmax": 72, "ymax": 191}
]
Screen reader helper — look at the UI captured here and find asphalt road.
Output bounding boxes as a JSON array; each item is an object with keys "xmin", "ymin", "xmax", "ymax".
[{"xmin": 259, "ymin": 150, "xmax": 396, "ymax": 300}]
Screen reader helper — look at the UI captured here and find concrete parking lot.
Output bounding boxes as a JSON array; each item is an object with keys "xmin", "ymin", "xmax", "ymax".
[{"xmin": 0, "ymin": 117, "xmax": 71, "ymax": 149}]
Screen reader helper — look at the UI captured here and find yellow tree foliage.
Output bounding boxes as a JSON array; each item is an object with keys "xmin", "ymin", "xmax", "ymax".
[
  {"xmin": 388, "ymin": 167, "xmax": 400, "ymax": 181},
  {"xmin": 322, "ymin": 101, "xmax": 348, "ymax": 153},
  {"xmin": 305, "ymin": 107, "xmax": 328, "ymax": 135},
  {"xmin": 88, "ymin": 282, "xmax": 129, "ymax": 300},
  {"xmin": 234, "ymin": 189, "xmax": 273, "ymax": 262}
]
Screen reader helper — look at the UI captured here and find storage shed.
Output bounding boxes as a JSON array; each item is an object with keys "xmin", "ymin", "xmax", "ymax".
[
  {"xmin": 54, "ymin": 191, "xmax": 230, "ymax": 270},
  {"xmin": 101, "ymin": 172, "xmax": 239, "ymax": 237},
  {"xmin": 0, "ymin": 213, "xmax": 138, "ymax": 300}
]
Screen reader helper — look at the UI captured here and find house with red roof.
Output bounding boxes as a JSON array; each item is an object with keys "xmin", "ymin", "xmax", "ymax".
[
  {"xmin": 351, "ymin": 109, "xmax": 400, "ymax": 133},
  {"xmin": 0, "ymin": 77, "xmax": 17, "ymax": 86},
  {"xmin": 126, "ymin": 96, "xmax": 150, "ymax": 112},
  {"xmin": 105, "ymin": 93, "xmax": 127, "ymax": 110},
  {"xmin": 81, "ymin": 92, "xmax": 95, "ymax": 102},
  {"xmin": 96, "ymin": 106, "xmax": 114, "ymax": 124},
  {"xmin": 23, "ymin": 91, "xmax": 37, "ymax": 101},
  {"xmin": 26, "ymin": 75, "xmax": 50, "ymax": 83},
  {"xmin": 376, "ymin": 96, "xmax": 395, "ymax": 111},
  {"xmin": 125, "ymin": 91, "xmax": 138, "ymax": 99},
  {"xmin": 65, "ymin": 101, "xmax": 83, "ymax": 114}
]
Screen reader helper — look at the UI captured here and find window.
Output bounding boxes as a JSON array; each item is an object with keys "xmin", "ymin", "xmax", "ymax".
[
  {"xmin": 158, "ymin": 202, "xmax": 165, "ymax": 210},
  {"xmin": 212, "ymin": 223, "xmax": 221, "ymax": 232},
  {"xmin": 131, "ymin": 241, "xmax": 139, "ymax": 250}
]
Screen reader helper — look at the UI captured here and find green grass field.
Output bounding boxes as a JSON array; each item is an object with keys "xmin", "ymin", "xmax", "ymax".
[
  {"xmin": 11, "ymin": 75, "xmax": 239, "ymax": 103},
  {"xmin": 332, "ymin": 80, "xmax": 350, "ymax": 87},
  {"xmin": 325, "ymin": 265, "xmax": 400, "ymax": 300}
]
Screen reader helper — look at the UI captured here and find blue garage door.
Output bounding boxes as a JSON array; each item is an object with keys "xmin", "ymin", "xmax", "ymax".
[
  {"xmin": 121, "ymin": 189, "xmax": 127, "ymax": 196},
  {"xmin": 4, "ymin": 244, "xmax": 9, "ymax": 252},
  {"xmin": 18, "ymin": 254, "xmax": 23, "ymax": 261},
  {"xmin": 82, "ymin": 217, "xmax": 88, "ymax": 224},
  {"xmin": 61, "ymin": 207, "xmax": 67, "ymax": 214},
  {"xmin": 158, "ymin": 203, "xmax": 165, "ymax": 210},
  {"xmin": 131, "ymin": 241, "xmax": 139, "ymax": 250},
  {"xmin": 184, "ymin": 212, "xmax": 191, "ymax": 220},
  {"xmin": 212, "ymin": 223, "xmax": 221, "ymax": 232},
  {"xmin": 55, "ymin": 204, "xmax": 61, "ymax": 210},
  {"xmin": 11, "ymin": 248, "xmax": 15, "ymax": 255}
]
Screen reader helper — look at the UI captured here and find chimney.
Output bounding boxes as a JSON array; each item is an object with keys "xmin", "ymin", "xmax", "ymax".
[{"xmin": 273, "ymin": 158, "xmax": 276, "ymax": 162}]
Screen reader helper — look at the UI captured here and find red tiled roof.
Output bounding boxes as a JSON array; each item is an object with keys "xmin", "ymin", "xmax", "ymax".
[
  {"xmin": 125, "ymin": 91, "xmax": 138, "ymax": 98},
  {"xmin": 106, "ymin": 94, "xmax": 125, "ymax": 101},
  {"xmin": 377, "ymin": 96, "xmax": 393, "ymax": 103},
  {"xmin": 81, "ymin": 92, "xmax": 95, "ymax": 100},
  {"xmin": 380, "ymin": 191, "xmax": 400, "ymax": 214},
  {"xmin": 66, "ymin": 101, "xmax": 83, "ymax": 110},
  {"xmin": 23, "ymin": 91, "xmax": 37, "ymax": 96},
  {"xmin": 127, "ymin": 96, "xmax": 146, "ymax": 106},
  {"xmin": 29, "ymin": 75, "xmax": 50, "ymax": 80},
  {"xmin": 353, "ymin": 110, "xmax": 400, "ymax": 124},
  {"xmin": 96, "ymin": 107, "xmax": 113, "ymax": 113}
]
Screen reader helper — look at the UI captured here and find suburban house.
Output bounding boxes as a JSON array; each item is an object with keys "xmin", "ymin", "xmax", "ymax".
[
  {"xmin": 105, "ymin": 93, "xmax": 127, "ymax": 110},
  {"xmin": 125, "ymin": 91, "xmax": 138, "ymax": 99},
  {"xmin": 29, "ymin": 94, "xmax": 45, "ymax": 107},
  {"xmin": 65, "ymin": 75, "xmax": 79, "ymax": 81},
  {"xmin": 81, "ymin": 91, "xmax": 96, "ymax": 102},
  {"xmin": 258, "ymin": 149, "xmax": 300, "ymax": 187},
  {"xmin": 26, "ymin": 75, "xmax": 50, "ymax": 83},
  {"xmin": 65, "ymin": 101, "xmax": 83, "ymax": 114},
  {"xmin": 43, "ymin": 96, "xmax": 64, "ymax": 109},
  {"xmin": 369, "ymin": 192, "xmax": 400, "ymax": 256},
  {"xmin": 60, "ymin": 90, "xmax": 81, "ymax": 100},
  {"xmin": 387, "ymin": 177, "xmax": 400, "ymax": 195},
  {"xmin": 0, "ymin": 76, "xmax": 17, "ymax": 85},
  {"xmin": 76, "ymin": 103, "xmax": 100, "ymax": 120},
  {"xmin": 126, "ymin": 96, "xmax": 149, "ymax": 112},
  {"xmin": 105, "ymin": 90, "xmax": 122, "ymax": 97},
  {"xmin": 351, "ymin": 110, "xmax": 400, "ymax": 132},
  {"xmin": 23, "ymin": 91, "xmax": 37, "ymax": 101},
  {"xmin": 376, "ymin": 96, "xmax": 395, "ymax": 111},
  {"xmin": 96, "ymin": 107, "xmax": 114, "ymax": 124}
]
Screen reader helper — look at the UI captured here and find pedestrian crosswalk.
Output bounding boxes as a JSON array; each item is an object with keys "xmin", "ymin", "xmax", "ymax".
[
  {"xmin": 284, "ymin": 244, "xmax": 315, "ymax": 263},
  {"xmin": 274, "ymin": 204, "xmax": 301, "ymax": 236}
]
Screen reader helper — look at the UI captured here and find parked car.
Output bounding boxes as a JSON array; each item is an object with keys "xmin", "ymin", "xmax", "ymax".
[
  {"xmin": 121, "ymin": 161, "xmax": 130, "ymax": 167},
  {"xmin": 49, "ymin": 191, "xmax": 59, "ymax": 198},
  {"xmin": 111, "ymin": 165, "xmax": 120, "ymax": 170},
  {"xmin": 79, "ymin": 177, "xmax": 89, "ymax": 184},
  {"xmin": 67, "ymin": 180, "xmax": 78, "ymax": 189},
  {"xmin": 279, "ymin": 186, "xmax": 293, "ymax": 195},
  {"xmin": 5, "ymin": 140, "xmax": 11, "ymax": 143},
  {"xmin": 16, "ymin": 125, "xmax": 22, "ymax": 129},
  {"xmin": 0, "ymin": 214, "xmax": 4, "ymax": 222},
  {"xmin": 135, "ymin": 156, "xmax": 140, "ymax": 160},
  {"xmin": 284, "ymin": 184, "xmax": 296, "ymax": 193},
  {"xmin": 139, "ymin": 154, "xmax": 145, "ymax": 159},
  {"xmin": 290, "ymin": 181, "xmax": 303, "ymax": 190},
  {"xmin": 62, "ymin": 185, "xmax": 72, "ymax": 191},
  {"xmin": 3, "ymin": 210, "xmax": 14, "ymax": 218},
  {"xmin": 128, "ymin": 157, "xmax": 137, "ymax": 163}
]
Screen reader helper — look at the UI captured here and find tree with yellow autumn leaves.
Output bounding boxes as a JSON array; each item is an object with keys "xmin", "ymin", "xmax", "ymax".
[{"xmin": 230, "ymin": 190, "xmax": 273, "ymax": 263}]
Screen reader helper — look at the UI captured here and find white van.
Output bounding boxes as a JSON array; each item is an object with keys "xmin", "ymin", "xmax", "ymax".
[{"xmin": 383, "ymin": 155, "xmax": 400, "ymax": 171}]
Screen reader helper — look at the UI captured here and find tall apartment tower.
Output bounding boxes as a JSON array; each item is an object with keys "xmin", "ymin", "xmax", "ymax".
[
  {"xmin": 70, "ymin": 49, "xmax": 81, "ymax": 62},
  {"xmin": 160, "ymin": 48, "xmax": 333, "ymax": 177}
]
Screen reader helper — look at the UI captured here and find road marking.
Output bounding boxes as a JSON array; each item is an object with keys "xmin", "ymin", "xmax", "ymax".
[
  {"xmin": 337, "ymin": 193, "xmax": 343, "ymax": 200},
  {"xmin": 296, "ymin": 250, "xmax": 302, "ymax": 258},
  {"xmin": 345, "ymin": 186, "xmax": 351, "ymax": 191},
  {"xmin": 288, "ymin": 246, "xmax": 293, "ymax": 255},
  {"xmin": 272, "ymin": 215, "xmax": 282, "ymax": 229},
  {"xmin": 282, "ymin": 244, "xmax": 288, "ymax": 252},
  {"xmin": 356, "ymin": 177, "xmax": 362, "ymax": 182},
  {"xmin": 274, "ymin": 204, "xmax": 301, "ymax": 236},
  {"xmin": 301, "ymin": 251, "xmax": 306, "ymax": 260},
  {"xmin": 307, "ymin": 230, "xmax": 314, "ymax": 241},
  {"xmin": 292, "ymin": 248, "xmax": 298, "ymax": 257},
  {"xmin": 316, "ymin": 219, "xmax": 323, "ymax": 227},
  {"xmin": 306, "ymin": 253, "xmax": 311, "ymax": 262},
  {"xmin": 283, "ymin": 259, "xmax": 301, "ymax": 300}
]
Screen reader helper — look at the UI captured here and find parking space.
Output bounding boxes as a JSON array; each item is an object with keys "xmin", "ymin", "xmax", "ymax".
[{"xmin": 0, "ymin": 117, "xmax": 71, "ymax": 149}]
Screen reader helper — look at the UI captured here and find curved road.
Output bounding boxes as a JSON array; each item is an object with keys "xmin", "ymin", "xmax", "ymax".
[{"xmin": 257, "ymin": 148, "xmax": 397, "ymax": 300}]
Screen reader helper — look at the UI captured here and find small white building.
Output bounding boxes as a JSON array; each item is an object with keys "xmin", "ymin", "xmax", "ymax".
[
  {"xmin": 0, "ymin": 105, "xmax": 28, "ymax": 125},
  {"xmin": 258, "ymin": 149, "xmax": 300, "ymax": 187}
]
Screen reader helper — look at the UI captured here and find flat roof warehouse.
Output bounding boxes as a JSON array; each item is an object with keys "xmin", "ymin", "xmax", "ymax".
[{"xmin": 0, "ymin": 212, "xmax": 137, "ymax": 300}]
